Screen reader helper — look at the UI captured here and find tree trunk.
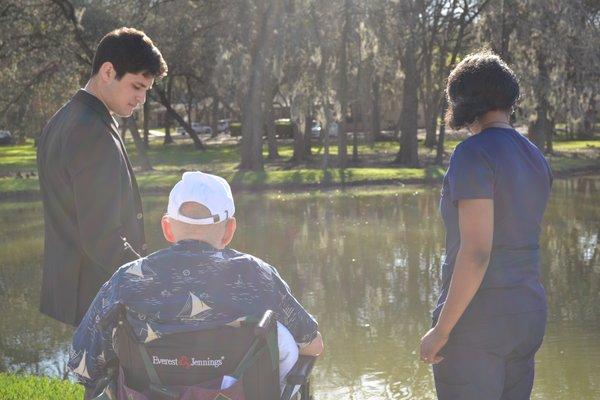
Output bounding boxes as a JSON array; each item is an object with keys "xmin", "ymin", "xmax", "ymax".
[
  {"xmin": 395, "ymin": 35, "xmax": 420, "ymax": 167},
  {"xmin": 435, "ymin": 100, "xmax": 447, "ymax": 166},
  {"xmin": 337, "ymin": 0, "xmax": 352, "ymax": 168},
  {"xmin": 581, "ymin": 95, "xmax": 596, "ymax": 139},
  {"xmin": 495, "ymin": 0, "xmax": 515, "ymax": 62},
  {"xmin": 304, "ymin": 113, "xmax": 312, "ymax": 156},
  {"xmin": 240, "ymin": 0, "xmax": 280, "ymax": 171},
  {"xmin": 211, "ymin": 96, "xmax": 219, "ymax": 138},
  {"xmin": 291, "ymin": 118, "xmax": 306, "ymax": 163},
  {"xmin": 424, "ymin": 112, "xmax": 437, "ymax": 148},
  {"xmin": 152, "ymin": 86, "xmax": 206, "ymax": 150},
  {"xmin": 370, "ymin": 77, "xmax": 381, "ymax": 147},
  {"xmin": 422, "ymin": 36, "xmax": 436, "ymax": 149},
  {"xmin": 265, "ymin": 78, "xmax": 279, "ymax": 160},
  {"xmin": 265, "ymin": 108, "xmax": 279, "ymax": 160},
  {"xmin": 353, "ymin": 32, "xmax": 361, "ymax": 162},
  {"xmin": 322, "ymin": 104, "xmax": 333, "ymax": 178},
  {"xmin": 163, "ymin": 76, "xmax": 174, "ymax": 145},
  {"xmin": 142, "ymin": 100, "xmax": 150, "ymax": 149},
  {"xmin": 164, "ymin": 113, "xmax": 173, "ymax": 144},
  {"xmin": 529, "ymin": 47, "xmax": 553, "ymax": 153},
  {"xmin": 186, "ymin": 77, "xmax": 194, "ymax": 130},
  {"xmin": 124, "ymin": 116, "xmax": 153, "ymax": 171},
  {"xmin": 352, "ymin": 104, "xmax": 359, "ymax": 162}
]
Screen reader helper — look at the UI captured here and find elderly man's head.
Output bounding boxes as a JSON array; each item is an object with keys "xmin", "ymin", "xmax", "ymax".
[{"xmin": 161, "ymin": 172, "xmax": 236, "ymax": 249}]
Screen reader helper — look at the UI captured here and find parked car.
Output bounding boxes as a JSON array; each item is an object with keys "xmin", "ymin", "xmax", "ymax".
[
  {"xmin": 177, "ymin": 123, "xmax": 212, "ymax": 135},
  {"xmin": 217, "ymin": 119, "xmax": 230, "ymax": 133},
  {"xmin": 328, "ymin": 121, "xmax": 339, "ymax": 137},
  {"xmin": 310, "ymin": 121, "xmax": 338, "ymax": 138},
  {"xmin": 193, "ymin": 122, "xmax": 212, "ymax": 135},
  {"xmin": 310, "ymin": 121, "xmax": 322, "ymax": 138},
  {"xmin": 0, "ymin": 130, "xmax": 13, "ymax": 146}
]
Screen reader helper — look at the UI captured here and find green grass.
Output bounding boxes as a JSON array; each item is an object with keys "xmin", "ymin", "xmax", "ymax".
[
  {"xmin": 0, "ymin": 145, "xmax": 38, "ymax": 176},
  {"xmin": 552, "ymin": 140, "xmax": 599, "ymax": 151},
  {"xmin": 0, "ymin": 374, "xmax": 83, "ymax": 400},
  {"xmin": 0, "ymin": 137, "xmax": 597, "ymax": 196}
]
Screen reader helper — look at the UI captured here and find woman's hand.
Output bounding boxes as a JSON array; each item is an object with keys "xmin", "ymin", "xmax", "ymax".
[{"xmin": 419, "ymin": 326, "xmax": 449, "ymax": 364}]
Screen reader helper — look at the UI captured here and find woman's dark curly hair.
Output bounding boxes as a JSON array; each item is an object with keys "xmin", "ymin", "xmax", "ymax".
[{"xmin": 445, "ymin": 51, "xmax": 519, "ymax": 130}]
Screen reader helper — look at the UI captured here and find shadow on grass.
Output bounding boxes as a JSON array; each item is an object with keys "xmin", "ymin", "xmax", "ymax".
[
  {"xmin": 230, "ymin": 170, "xmax": 268, "ymax": 187},
  {"xmin": 424, "ymin": 165, "xmax": 445, "ymax": 181}
]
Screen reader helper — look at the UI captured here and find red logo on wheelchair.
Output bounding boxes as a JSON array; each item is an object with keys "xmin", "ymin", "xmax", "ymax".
[{"xmin": 178, "ymin": 355, "xmax": 191, "ymax": 369}]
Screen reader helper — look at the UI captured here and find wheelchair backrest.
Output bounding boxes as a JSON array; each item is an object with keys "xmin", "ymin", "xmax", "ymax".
[{"xmin": 114, "ymin": 317, "xmax": 280, "ymax": 400}]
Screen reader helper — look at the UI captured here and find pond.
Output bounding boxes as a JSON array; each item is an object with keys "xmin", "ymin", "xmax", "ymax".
[{"xmin": 0, "ymin": 176, "xmax": 598, "ymax": 399}]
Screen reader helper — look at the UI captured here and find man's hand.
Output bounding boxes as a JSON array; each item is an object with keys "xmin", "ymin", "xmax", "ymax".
[{"xmin": 419, "ymin": 326, "xmax": 448, "ymax": 364}]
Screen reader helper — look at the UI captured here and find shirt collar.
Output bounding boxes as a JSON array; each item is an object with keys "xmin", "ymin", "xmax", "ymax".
[
  {"xmin": 173, "ymin": 239, "xmax": 218, "ymax": 253},
  {"xmin": 73, "ymin": 89, "xmax": 120, "ymax": 131}
]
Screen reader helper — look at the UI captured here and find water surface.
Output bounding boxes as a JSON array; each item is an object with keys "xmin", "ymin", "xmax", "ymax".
[{"xmin": 0, "ymin": 177, "xmax": 598, "ymax": 399}]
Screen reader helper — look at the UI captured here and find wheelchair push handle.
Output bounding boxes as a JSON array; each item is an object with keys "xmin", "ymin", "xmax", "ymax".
[
  {"xmin": 254, "ymin": 309, "xmax": 275, "ymax": 337},
  {"xmin": 286, "ymin": 355, "xmax": 317, "ymax": 385}
]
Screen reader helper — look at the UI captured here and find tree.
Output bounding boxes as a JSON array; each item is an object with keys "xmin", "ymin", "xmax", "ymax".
[
  {"xmin": 121, "ymin": 116, "xmax": 153, "ymax": 171},
  {"xmin": 394, "ymin": 0, "xmax": 421, "ymax": 167},
  {"xmin": 337, "ymin": 0, "xmax": 352, "ymax": 168},
  {"xmin": 239, "ymin": 0, "xmax": 282, "ymax": 171}
]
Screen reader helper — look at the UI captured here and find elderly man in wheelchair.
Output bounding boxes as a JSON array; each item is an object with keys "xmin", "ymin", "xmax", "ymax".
[{"xmin": 68, "ymin": 172, "xmax": 324, "ymax": 400}]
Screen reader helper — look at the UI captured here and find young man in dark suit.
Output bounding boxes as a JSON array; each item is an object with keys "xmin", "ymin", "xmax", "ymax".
[{"xmin": 37, "ymin": 27, "xmax": 167, "ymax": 326}]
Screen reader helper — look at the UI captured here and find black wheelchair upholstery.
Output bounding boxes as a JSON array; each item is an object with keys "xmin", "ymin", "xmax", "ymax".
[{"xmin": 94, "ymin": 310, "xmax": 316, "ymax": 400}]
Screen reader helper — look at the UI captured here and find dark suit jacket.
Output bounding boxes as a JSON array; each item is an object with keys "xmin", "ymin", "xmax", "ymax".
[{"xmin": 37, "ymin": 90, "xmax": 146, "ymax": 326}]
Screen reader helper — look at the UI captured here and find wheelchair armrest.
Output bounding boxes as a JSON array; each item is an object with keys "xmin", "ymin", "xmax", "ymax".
[
  {"xmin": 280, "ymin": 355, "xmax": 317, "ymax": 400},
  {"xmin": 286, "ymin": 355, "xmax": 317, "ymax": 386}
]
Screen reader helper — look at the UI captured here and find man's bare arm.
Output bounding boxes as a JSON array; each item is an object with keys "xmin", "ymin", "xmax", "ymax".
[{"xmin": 299, "ymin": 331, "xmax": 324, "ymax": 356}]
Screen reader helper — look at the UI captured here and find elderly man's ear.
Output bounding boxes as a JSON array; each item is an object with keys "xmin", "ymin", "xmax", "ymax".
[
  {"xmin": 161, "ymin": 215, "xmax": 176, "ymax": 243},
  {"xmin": 220, "ymin": 217, "xmax": 236, "ymax": 248}
]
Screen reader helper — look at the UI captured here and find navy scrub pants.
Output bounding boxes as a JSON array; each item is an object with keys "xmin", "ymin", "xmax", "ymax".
[{"xmin": 433, "ymin": 310, "xmax": 546, "ymax": 400}]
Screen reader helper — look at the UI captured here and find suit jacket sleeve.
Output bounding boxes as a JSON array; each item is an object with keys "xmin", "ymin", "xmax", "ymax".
[{"xmin": 65, "ymin": 120, "xmax": 137, "ymax": 276}]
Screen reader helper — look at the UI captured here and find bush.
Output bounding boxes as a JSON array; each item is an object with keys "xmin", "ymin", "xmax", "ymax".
[
  {"xmin": 0, "ymin": 373, "xmax": 83, "ymax": 400},
  {"xmin": 275, "ymin": 119, "xmax": 293, "ymax": 139},
  {"xmin": 230, "ymin": 122, "xmax": 242, "ymax": 137}
]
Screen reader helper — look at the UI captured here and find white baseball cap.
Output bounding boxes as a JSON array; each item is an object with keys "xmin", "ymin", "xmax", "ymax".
[{"xmin": 166, "ymin": 171, "xmax": 235, "ymax": 225}]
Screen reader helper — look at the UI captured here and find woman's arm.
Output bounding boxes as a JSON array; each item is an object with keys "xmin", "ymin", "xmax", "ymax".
[{"xmin": 420, "ymin": 198, "xmax": 494, "ymax": 364}]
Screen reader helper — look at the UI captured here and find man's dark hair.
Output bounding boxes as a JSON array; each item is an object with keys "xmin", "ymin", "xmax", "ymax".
[
  {"xmin": 445, "ymin": 50, "xmax": 519, "ymax": 130},
  {"xmin": 91, "ymin": 27, "xmax": 168, "ymax": 79}
]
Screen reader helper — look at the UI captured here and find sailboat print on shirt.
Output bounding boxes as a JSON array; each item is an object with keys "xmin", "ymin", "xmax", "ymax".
[
  {"xmin": 73, "ymin": 349, "xmax": 91, "ymax": 379},
  {"xmin": 177, "ymin": 291, "xmax": 212, "ymax": 320},
  {"xmin": 142, "ymin": 322, "xmax": 160, "ymax": 343},
  {"xmin": 125, "ymin": 260, "xmax": 157, "ymax": 281}
]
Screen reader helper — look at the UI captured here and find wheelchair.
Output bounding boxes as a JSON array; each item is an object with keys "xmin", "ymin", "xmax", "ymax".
[{"xmin": 89, "ymin": 310, "xmax": 316, "ymax": 400}]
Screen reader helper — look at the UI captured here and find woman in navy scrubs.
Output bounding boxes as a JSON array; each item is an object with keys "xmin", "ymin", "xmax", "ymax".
[{"xmin": 420, "ymin": 52, "xmax": 553, "ymax": 400}]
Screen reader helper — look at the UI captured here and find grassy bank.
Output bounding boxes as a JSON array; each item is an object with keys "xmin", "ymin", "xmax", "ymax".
[
  {"xmin": 1, "ymin": 137, "xmax": 598, "ymax": 197},
  {"xmin": 0, "ymin": 373, "xmax": 82, "ymax": 400}
]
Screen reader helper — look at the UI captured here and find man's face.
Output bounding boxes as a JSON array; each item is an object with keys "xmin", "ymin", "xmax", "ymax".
[{"xmin": 104, "ymin": 72, "xmax": 154, "ymax": 117}]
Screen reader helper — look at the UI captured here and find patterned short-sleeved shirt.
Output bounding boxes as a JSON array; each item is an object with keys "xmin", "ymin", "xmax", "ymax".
[{"xmin": 68, "ymin": 239, "xmax": 318, "ymax": 386}]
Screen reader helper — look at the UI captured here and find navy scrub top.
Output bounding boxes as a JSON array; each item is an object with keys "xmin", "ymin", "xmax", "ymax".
[{"xmin": 434, "ymin": 127, "xmax": 553, "ymax": 326}]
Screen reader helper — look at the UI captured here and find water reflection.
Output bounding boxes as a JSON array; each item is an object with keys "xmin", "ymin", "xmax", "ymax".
[{"xmin": 0, "ymin": 177, "xmax": 598, "ymax": 399}]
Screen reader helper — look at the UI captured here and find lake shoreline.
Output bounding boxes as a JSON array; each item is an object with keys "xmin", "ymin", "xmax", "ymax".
[{"xmin": 2, "ymin": 164, "xmax": 598, "ymax": 201}]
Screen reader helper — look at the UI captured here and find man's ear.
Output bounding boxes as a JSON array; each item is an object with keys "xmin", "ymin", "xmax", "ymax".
[
  {"xmin": 98, "ymin": 61, "xmax": 116, "ymax": 83},
  {"xmin": 221, "ymin": 217, "xmax": 236, "ymax": 247},
  {"xmin": 161, "ymin": 215, "xmax": 176, "ymax": 243}
]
